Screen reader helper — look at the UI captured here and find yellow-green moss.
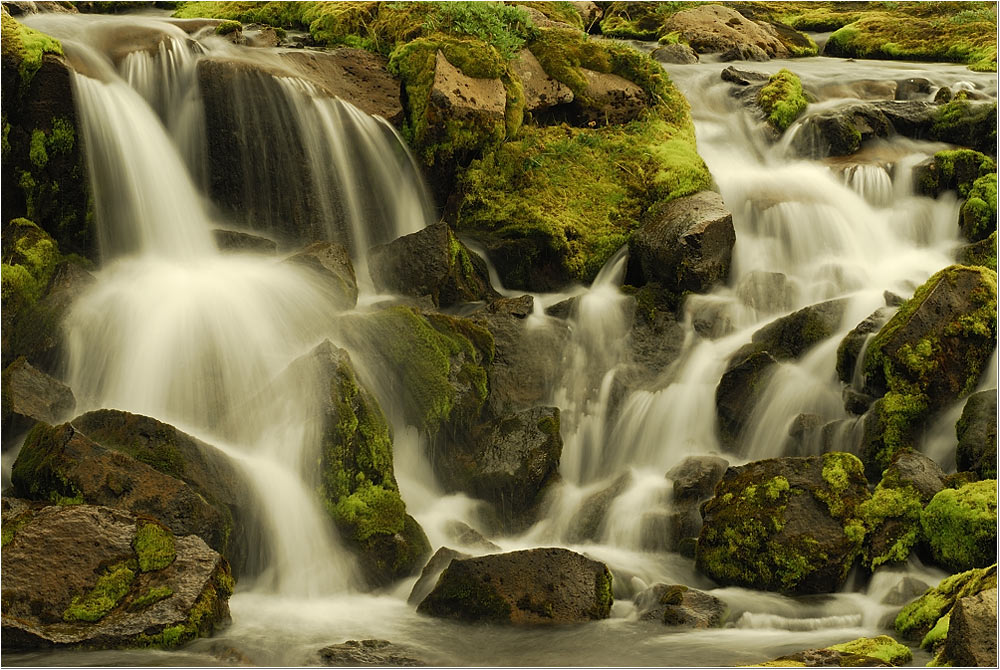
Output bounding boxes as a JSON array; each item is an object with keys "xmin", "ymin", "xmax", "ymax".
[
  {"xmin": 930, "ymin": 94, "xmax": 998, "ymax": 151},
  {"xmin": 0, "ymin": 12, "xmax": 64, "ymax": 89},
  {"xmin": 857, "ymin": 483, "xmax": 923, "ymax": 568},
  {"xmin": 920, "ymin": 480, "xmax": 997, "ymax": 572},
  {"xmin": 961, "ymin": 173, "xmax": 997, "ymax": 243},
  {"xmin": 921, "ymin": 613, "xmax": 950, "ymax": 651},
  {"xmin": 1, "ymin": 218, "xmax": 61, "ymax": 315},
  {"xmin": 828, "ymin": 635, "xmax": 912, "ymax": 665},
  {"xmin": 129, "ymin": 585, "xmax": 174, "ymax": 611},
  {"xmin": 757, "ymin": 69, "xmax": 808, "ymax": 132},
  {"xmin": 895, "ymin": 563, "xmax": 997, "ymax": 640},
  {"xmin": 599, "ymin": 2, "xmax": 699, "ymax": 40},
  {"xmin": 133, "ymin": 520, "xmax": 177, "ymax": 573},
  {"xmin": 63, "ymin": 561, "xmax": 136, "ymax": 623},
  {"xmin": 214, "ymin": 19, "xmax": 241, "ymax": 35}
]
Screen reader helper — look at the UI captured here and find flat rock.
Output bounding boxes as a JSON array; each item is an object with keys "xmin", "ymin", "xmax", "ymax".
[
  {"xmin": 1, "ymin": 358, "xmax": 75, "ymax": 440},
  {"xmin": 512, "ymin": 49, "xmax": 573, "ymax": 112},
  {"xmin": 319, "ymin": 639, "xmax": 427, "ymax": 667}
]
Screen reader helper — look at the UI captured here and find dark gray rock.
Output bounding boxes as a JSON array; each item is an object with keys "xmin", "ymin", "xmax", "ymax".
[
  {"xmin": 939, "ymin": 588, "xmax": 997, "ymax": 667},
  {"xmin": 627, "ymin": 191, "xmax": 735, "ymax": 295},
  {"xmin": 407, "ymin": 547, "xmax": 470, "ymax": 607},
  {"xmin": 212, "ymin": 228, "xmax": 277, "ymax": 254},
  {"xmin": 895, "ymin": 78, "xmax": 933, "ymax": 101},
  {"xmin": 836, "ymin": 307, "xmax": 894, "ymax": 386},
  {"xmin": 633, "ymin": 583, "xmax": 726, "ymax": 627},
  {"xmin": 284, "ymin": 241, "xmax": 358, "ymax": 311},
  {"xmin": 417, "ymin": 548, "xmax": 613, "ymax": 625},
  {"xmin": 956, "ymin": 390, "xmax": 997, "ymax": 479},
  {"xmin": 719, "ymin": 43, "xmax": 770, "ymax": 62},
  {"xmin": 721, "ymin": 66, "xmax": 768, "ymax": 86},
  {"xmin": 881, "ymin": 576, "xmax": 930, "ymax": 606},
  {"xmin": 667, "ymin": 456, "xmax": 728, "ymax": 503},
  {"xmin": 1, "ymin": 357, "xmax": 75, "ymax": 442},
  {"xmin": 443, "ymin": 520, "xmax": 501, "ymax": 552},
  {"xmin": 715, "ymin": 349, "xmax": 777, "ymax": 448},
  {"xmin": 882, "ymin": 449, "xmax": 947, "ymax": 503},
  {"xmin": 318, "ymin": 639, "xmax": 427, "ymax": 667}
]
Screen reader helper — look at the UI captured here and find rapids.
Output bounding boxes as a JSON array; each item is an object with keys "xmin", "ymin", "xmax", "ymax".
[{"xmin": 6, "ymin": 10, "xmax": 996, "ymax": 667}]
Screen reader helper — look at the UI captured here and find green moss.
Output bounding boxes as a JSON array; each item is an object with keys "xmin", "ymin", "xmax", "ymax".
[
  {"xmin": 516, "ymin": 1, "xmax": 584, "ymax": 30},
  {"xmin": 417, "ymin": 563, "xmax": 514, "ymax": 621},
  {"xmin": 930, "ymin": 95, "xmax": 997, "ymax": 151},
  {"xmin": 0, "ymin": 13, "xmax": 64, "ymax": 89},
  {"xmin": 1, "ymin": 218, "xmax": 61, "ymax": 316},
  {"xmin": 47, "ymin": 118, "xmax": 75, "ymax": 155},
  {"xmin": 63, "ymin": 561, "xmax": 136, "ymax": 623},
  {"xmin": 10, "ymin": 422, "xmax": 82, "ymax": 504},
  {"xmin": 857, "ymin": 483, "xmax": 923, "ymax": 568},
  {"xmin": 925, "ymin": 149, "xmax": 996, "ymax": 199},
  {"xmin": 920, "ymin": 480, "xmax": 997, "ymax": 572},
  {"xmin": 214, "ymin": 19, "xmax": 241, "ymax": 35},
  {"xmin": 129, "ymin": 585, "xmax": 174, "ymax": 611},
  {"xmin": 0, "ymin": 508, "xmax": 34, "ymax": 548},
  {"xmin": 828, "ymin": 635, "xmax": 912, "ymax": 665},
  {"xmin": 921, "ymin": 613, "xmax": 950, "ymax": 651},
  {"xmin": 599, "ymin": 2, "xmax": 699, "ymax": 40},
  {"xmin": 591, "ymin": 567, "xmax": 613, "ymax": 618},
  {"xmin": 133, "ymin": 521, "xmax": 177, "ymax": 572},
  {"xmin": 895, "ymin": 563, "xmax": 996, "ymax": 640},
  {"xmin": 757, "ymin": 69, "xmax": 808, "ymax": 132},
  {"xmin": 137, "ymin": 564, "xmax": 232, "ymax": 648},
  {"xmin": 961, "ymin": 173, "xmax": 997, "ymax": 243},
  {"xmin": 29, "ymin": 129, "xmax": 48, "ymax": 170}
]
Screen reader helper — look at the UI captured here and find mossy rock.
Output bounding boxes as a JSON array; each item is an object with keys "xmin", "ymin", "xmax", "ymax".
[
  {"xmin": 957, "ymin": 230, "xmax": 997, "ymax": 272},
  {"xmin": 757, "ymin": 68, "xmax": 808, "ymax": 132},
  {"xmin": 753, "ymin": 635, "xmax": 911, "ymax": 667},
  {"xmin": 929, "ymin": 96, "xmax": 997, "ymax": 155},
  {"xmin": 861, "ymin": 265, "xmax": 997, "ymax": 473},
  {"xmin": 2, "ymin": 503, "xmax": 233, "ymax": 650},
  {"xmin": 895, "ymin": 563, "xmax": 996, "ymax": 641},
  {"xmin": 955, "ymin": 389, "xmax": 997, "ymax": 479},
  {"xmin": 960, "ymin": 173, "xmax": 997, "ymax": 243},
  {"xmin": 914, "ymin": 149, "xmax": 996, "ymax": 199},
  {"xmin": 920, "ymin": 480, "xmax": 997, "ymax": 573},
  {"xmin": 695, "ymin": 453, "xmax": 869, "ymax": 595}
]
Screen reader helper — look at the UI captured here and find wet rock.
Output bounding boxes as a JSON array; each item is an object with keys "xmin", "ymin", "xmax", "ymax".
[
  {"xmin": 443, "ymin": 520, "xmax": 501, "ymax": 553},
  {"xmin": 881, "ymin": 576, "xmax": 930, "ymax": 606},
  {"xmin": 715, "ymin": 349, "xmax": 777, "ymax": 448},
  {"xmin": 895, "ymin": 564, "xmax": 996, "ymax": 641},
  {"xmin": 696, "ymin": 453, "xmax": 870, "ymax": 594},
  {"xmin": 626, "ymin": 191, "xmax": 735, "ymax": 295},
  {"xmin": 719, "ymin": 43, "xmax": 770, "ymax": 62},
  {"xmin": 407, "ymin": 547, "xmax": 470, "ymax": 607},
  {"xmin": 920, "ymin": 480, "xmax": 997, "ymax": 573},
  {"xmin": 836, "ymin": 306, "xmax": 894, "ymax": 386},
  {"xmin": 884, "ymin": 450, "xmax": 947, "ymax": 502},
  {"xmin": 281, "ymin": 340, "xmax": 430, "ymax": 586},
  {"xmin": 913, "ymin": 149, "xmax": 996, "ymax": 199},
  {"xmin": 934, "ymin": 86, "xmax": 953, "ymax": 104},
  {"xmin": 245, "ymin": 25, "xmax": 280, "ymax": 48},
  {"xmin": 735, "ymin": 271, "xmax": 795, "ymax": 315},
  {"xmin": 284, "ymin": 241, "xmax": 358, "ymax": 311},
  {"xmin": 212, "ymin": 228, "xmax": 277, "ymax": 254},
  {"xmin": 567, "ymin": 473, "xmax": 631, "ymax": 544},
  {"xmin": 417, "ymin": 548, "xmax": 613, "ymax": 625},
  {"xmin": 319, "ymin": 639, "xmax": 427, "ymax": 667},
  {"xmin": 569, "ymin": 1, "xmax": 601, "ymax": 27},
  {"xmin": 667, "ymin": 456, "xmax": 728, "ymax": 503},
  {"xmin": 792, "ymin": 104, "xmax": 891, "ymax": 158},
  {"xmin": 625, "ymin": 287, "xmax": 687, "ymax": 382},
  {"xmin": 15, "ymin": 414, "xmax": 256, "ymax": 578},
  {"xmin": 957, "ymin": 231, "xmax": 997, "ymax": 272},
  {"xmin": 956, "ymin": 390, "xmax": 997, "ymax": 479},
  {"xmin": 633, "ymin": 583, "xmax": 726, "ymax": 628},
  {"xmin": 574, "ymin": 68, "xmax": 647, "ymax": 126},
  {"xmin": 843, "ymin": 388, "xmax": 873, "ymax": 415},
  {"xmin": 276, "ymin": 48, "xmax": 402, "ymax": 125},
  {"xmin": 1, "ymin": 504, "xmax": 233, "ymax": 649},
  {"xmin": 1, "ymin": 357, "xmax": 75, "ymax": 441},
  {"xmin": 664, "ymin": 5, "xmax": 790, "ymax": 58},
  {"xmin": 369, "ymin": 223, "xmax": 498, "ymax": 308},
  {"xmin": 938, "ymin": 588, "xmax": 997, "ymax": 667},
  {"xmin": 895, "ymin": 78, "xmax": 933, "ymax": 101},
  {"xmin": 817, "ymin": 79, "xmax": 897, "ymax": 101},
  {"xmin": 652, "ymin": 43, "xmax": 698, "ymax": 65},
  {"xmin": 511, "ymin": 49, "xmax": 573, "ymax": 112},
  {"xmin": 431, "ymin": 406, "xmax": 562, "ymax": 532},
  {"xmin": 721, "ymin": 65, "xmax": 768, "ymax": 86},
  {"xmin": 755, "ymin": 635, "xmax": 911, "ymax": 667}
]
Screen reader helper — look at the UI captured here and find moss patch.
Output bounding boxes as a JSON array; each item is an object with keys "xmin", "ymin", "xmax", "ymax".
[
  {"xmin": 1, "ymin": 218, "xmax": 61, "ymax": 317},
  {"xmin": 920, "ymin": 479, "xmax": 997, "ymax": 572},
  {"xmin": 133, "ymin": 520, "xmax": 177, "ymax": 572},
  {"xmin": 961, "ymin": 173, "xmax": 997, "ymax": 243},
  {"xmin": 128, "ymin": 585, "xmax": 174, "ymax": 611},
  {"xmin": 857, "ymin": 483, "xmax": 923, "ymax": 568},
  {"xmin": 63, "ymin": 561, "xmax": 137, "ymax": 623},
  {"xmin": 10, "ymin": 422, "xmax": 82, "ymax": 504},
  {"xmin": 895, "ymin": 563, "xmax": 996, "ymax": 640},
  {"xmin": 0, "ymin": 12, "xmax": 64, "ymax": 89},
  {"xmin": 828, "ymin": 635, "xmax": 912, "ymax": 666},
  {"xmin": 757, "ymin": 68, "xmax": 808, "ymax": 132},
  {"xmin": 930, "ymin": 94, "xmax": 997, "ymax": 152}
]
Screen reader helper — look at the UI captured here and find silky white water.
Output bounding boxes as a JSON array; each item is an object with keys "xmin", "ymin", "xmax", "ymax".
[{"xmin": 10, "ymin": 11, "xmax": 997, "ymax": 667}]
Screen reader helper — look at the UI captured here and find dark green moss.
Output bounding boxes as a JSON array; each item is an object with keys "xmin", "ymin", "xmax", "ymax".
[
  {"xmin": 930, "ymin": 95, "xmax": 997, "ymax": 152},
  {"xmin": 591, "ymin": 567, "xmax": 613, "ymax": 618},
  {"xmin": 757, "ymin": 69, "xmax": 808, "ymax": 132},
  {"xmin": 857, "ymin": 482, "xmax": 923, "ymax": 568},
  {"xmin": 10, "ymin": 422, "xmax": 82, "ymax": 504},
  {"xmin": 133, "ymin": 520, "xmax": 177, "ymax": 572},
  {"xmin": 214, "ymin": 19, "xmax": 241, "ymax": 35},
  {"xmin": 128, "ymin": 585, "xmax": 174, "ymax": 611},
  {"xmin": 960, "ymin": 173, "xmax": 997, "ymax": 243},
  {"xmin": 920, "ymin": 480, "xmax": 997, "ymax": 572},
  {"xmin": 1, "ymin": 218, "xmax": 61, "ymax": 316}
]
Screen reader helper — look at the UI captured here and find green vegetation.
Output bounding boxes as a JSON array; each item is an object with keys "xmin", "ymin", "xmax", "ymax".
[
  {"xmin": 958, "ymin": 231, "xmax": 998, "ymax": 272},
  {"xmin": 133, "ymin": 521, "xmax": 177, "ymax": 572},
  {"xmin": 918, "ymin": 149, "xmax": 996, "ymax": 199},
  {"xmin": 599, "ymin": 2, "xmax": 699, "ymax": 40},
  {"xmin": 0, "ymin": 12, "xmax": 64, "ymax": 89},
  {"xmin": 930, "ymin": 94, "xmax": 998, "ymax": 152},
  {"xmin": 757, "ymin": 69, "xmax": 808, "ymax": 133},
  {"xmin": 828, "ymin": 636, "xmax": 912, "ymax": 666},
  {"xmin": 920, "ymin": 480, "xmax": 997, "ymax": 572},
  {"xmin": 961, "ymin": 173, "xmax": 997, "ymax": 243},
  {"xmin": 895, "ymin": 564, "xmax": 996, "ymax": 640},
  {"xmin": 214, "ymin": 19, "xmax": 241, "ymax": 35},
  {"xmin": 63, "ymin": 561, "xmax": 136, "ymax": 623},
  {"xmin": 857, "ymin": 482, "xmax": 923, "ymax": 568},
  {"xmin": 129, "ymin": 585, "xmax": 174, "ymax": 611},
  {"xmin": 10, "ymin": 422, "xmax": 83, "ymax": 505},
  {"xmin": 137, "ymin": 565, "xmax": 234, "ymax": 648},
  {"xmin": 1, "ymin": 219, "xmax": 61, "ymax": 317},
  {"xmin": 515, "ymin": 1, "xmax": 584, "ymax": 31},
  {"xmin": 0, "ymin": 507, "xmax": 35, "ymax": 548}
]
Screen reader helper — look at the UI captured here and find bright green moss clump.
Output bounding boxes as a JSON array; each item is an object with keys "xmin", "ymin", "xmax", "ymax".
[
  {"xmin": 757, "ymin": 69, "xmax": 808, "ymax": 132},
  {"xmin": 63, "ymin": 561, "xmax": 136, "ymax": 623},
  {"xmin": 133, "ymin": 520, "xmax": 177, "ymax": 572},
  {"xmin": 895, "ymin": 564, "xmax": 996, "ymax": 640},
  {"xmin": 1, "ymin": 218, "xmax": 61, "ymax": 316},
  {"xmin": 961, "ymin": 173, "xmax": 997, "ymax": 243},
  {"xmin": 214, "ymin": 19, "xmax": 241, "ymax": 35},
  {"xmin": 0, "ymin": 12, "xmax": 64, "ymax": 88},
  {"xmin": 857, "ymin": 483, "xmax": 923, "ymax": 568},
  {"xmin": 828, "ymin": 636, "xmax": 913, "ymax": 666},
  {"xmin": 920, "ymin": 480, "xmax": 997, "ymax": 572},
  {"xmin": 919, "ymin": 149, "xmax": 996, "ymax": 199}
]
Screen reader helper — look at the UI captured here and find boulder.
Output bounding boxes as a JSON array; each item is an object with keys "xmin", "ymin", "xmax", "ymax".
[
  {"xmin": 881, "ymin": 576, "xmax": 930, "ymax": 606},
  {"xmin": 633, "ymin": 583, "xmax": 726, "ymax": 628},
  {"xmin": 442, "ymin": 520, "xmax": 501, "ymax": 553},
  {"xmin": 369, "ymin": 223, "xmax": 498, "ymax": 307},
  {"xmin": 755, "ymin": 636, "xmax": 911, "ymax": 667},
  {"xmin": 511, "ymin": 49, "xmax": 573, "ymax": 112},
  {"xmin": 430, "ymin": 49, "xmax": 505, "ymax": 123},
  {"xmin": 721, "ymin": 65, "xmax": 768, "ymax": 86},
  {"xmin": 914, "ymin": 149, "xmax": 996, "ymax": 199},
  {"xmin": 663, "ymin": 5, "xmax": 790, "ymax": 58},
  {"xmin": 1, "ymin": 357, "xmax": 75, "ymax": 440},
  {"xmin": 861, "ymin": 266, "xmax": 997, "ymax": 471},
  {"xmin": 1, "ymin": 504, "xmax": 233, "ymax": 649},
  {"xmin": 245, "ymin": 25, "xmax": 281, "ymax": 48},
  {"xmin": 566, "ymin": 472, "xmax": 631, "ymax": 544},
  {"xmin": 626, "ymin": 191, "xmax": 735, "ymax": 295},
  {"xmin": 695, "ymin": 453, "xmax": 869, "ymax": 594},
  {"xmin": 651, "ymin": 43, "xmax": 698, "ymax": 65},
  {"xmin": 960, "ymin": 173, "xmax": 997, "ymax": 244},
  {"xmin": 212, "ymin": 228, "xmax": 277, "ymax": 254},
  {"xmin": 431, "ymin": 406, "xmax": 562, "ymax": 531},
  {"xmin": 715, "ymin": 349, "xmax": 777, "ymax": 448},
  {"xmin": 575, "ymin": 68, "xmax": 647, "ymax": 126},
  {"xmin": 417, "ymin": 548, "xmax": 612, "ymax": 625},
  {"xmin": 791, "ymin": 103, "xmax": 891, "ymax": 158},
  {"xmin": 667, "ymin": 455, "xmax": 728, "ymax": 503},
  {"xmin": 281, "ymin": 340, "xmax": 430, "ymax": 586},
  {"xmin": 407, "ymin": 547, "xmax": 470, "ymax": 607},
  {"xmin": 920, "ymin": 480, "xmax": 997, "ymax": 573},
  {"xmin": 938, "ymin": 588, "xmax": 997, "ymax": 667},
  {"xmin": 896, "ymin": 78, "xmax": 933, "ymax": 101},
  {"xmin": 956, "ymin": 390, "xmax": 997, "ymax": 479},
  {"xmin": 719, "ymin": 43, "xmax": 770, "ymax": 62},
  {"xmin": 895, "ymin": 564, "xmax": 996, "ymax": 641},
  {"xmin": 284, "ymin": 242, "xmax": 358, "ymax": 311},
  {"xmin": 275, "ymin": 48, "xmax": 402, "ymax": 125},
  {"xmin": 318, "ymin": 639, "xmax": 427, "ymax": 667},
  {"xmin": 12, "ymin": 414, "xmax": 257, "ymax": 578},
  {"xmin": 836, "ymin": 306, "xmax": 894, "ymax": 386}
]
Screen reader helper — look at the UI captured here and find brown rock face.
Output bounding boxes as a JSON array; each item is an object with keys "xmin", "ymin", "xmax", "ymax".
[
  {"xmin": 576, "ymin": 68, "xmax": 646, "ymax": 125},
  {"xmin": 941, "ymin": 588, "xmax": 998, "ymax": 667},
  {"xmin": 664, "ymin": 5, "xmax": 791, "ymax": 58},
  {"xmin": 511, "ymin": 49, "xmax": 573, "ymax": 112},
  {"xmin": 429, "ymin": 50, "xmax": 506, "ymax": 120},
  {"xmin": 1, "ymin": 357, "xmax": 75, "ymax": 440}
]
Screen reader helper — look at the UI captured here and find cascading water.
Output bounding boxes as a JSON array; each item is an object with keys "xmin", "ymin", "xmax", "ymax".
[{"xmin": 10, "ymin": 9, "xmax": 997, "ymax": 667}]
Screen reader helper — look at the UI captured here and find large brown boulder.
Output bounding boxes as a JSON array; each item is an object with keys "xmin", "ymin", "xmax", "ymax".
[
  {"xmin": 938, "ymin": 588, "xmax": 997, "ymax": 667},
  {"xmin": 626, "ymin": 191, "xmax": 735, "ymax": 295},
  {"xmin": 417, "ymin": 548, "xmax": 612, "ymax": 625},
  {"xmin": 664, "ymin": 5, "xmax": 790, "ymax": 59},
  {"xmin": 1, "ymin": 504, "xmax": 233, "ymax": 649},
  {"xmin": 696, "ymin": 453, "xmax": 869, "ymax": 594}
]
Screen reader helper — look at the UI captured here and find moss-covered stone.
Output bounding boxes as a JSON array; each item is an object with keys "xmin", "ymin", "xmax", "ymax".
[
  {"xmin": 63, "ymin": 561, "xmax": 137, "ymax": 623},
  {"xmin": 0, "ymin": 11, "xmax": 63, "ymax": 88},
  {"xmin": 857, "ymin": 483, "xmax": 923, "ymax": 569},
  {"xmin": 133, "ymin": 520, "xmax": 177, "ymax": 573},
  {"xmin": 862, "ymin": 265, "xmax": 997, "ymax": 472},
  {"xmin": 895, "ymin": 563, "xmax": 996, "ymax": 641},
  {"xmin": 757, "ymin": 68, "xmax": 808, "ymax": 132},
  {"xmin": 960, "ymin": 173, "xmax": 997, "ymax": 243},
  {"xmin": 827, "ymin": 636, "xmax": 912, "ymax": 666},
  {"xmin": 920, "ymin": 480, "xmax": 997, "ymax": 573},
  {"xmin": 214, "ymin": 19, "xmax": 241, "ymax": 35},
  {"xmin": 695, "ymin": 454, "xmax": 869, "ymax": 595},
  {"xmin": 917, "ymin": 149, "xmax": 996, "ymax": 199},
  {"xmin": 929, "ymin": 94, "xmax": 998, "ymax": 155},
  {"xmin": 1, "ymin": 218, "xmax": 60, "ymax": 318}
]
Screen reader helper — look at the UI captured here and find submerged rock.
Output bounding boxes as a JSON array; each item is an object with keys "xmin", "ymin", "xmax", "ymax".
[
  {"xmin": 284, "ymin": 241, "xmax": 358, "ymax": 311},
  {"xmin": 695, "ymin": 453, "xmax": 869, "ymax": 594},
  {"xmin": 212, "ymin": 228, "xmax": 277, "ymax": 254},
  {"xmin": 318, "ymin": 639, "xmax": 427, "ymax": 667},
  {"xmin": 369, "ymin": 223, "xmax": 498, "ymax": 308},
  {"xmin": 633, "ymin": 583, "xmax": 726, "ymax": 628},
  {"xmin": 956, "ymin": 390, "xmax": 997, "ymax": 479},
  {"xmin": 417, "ymin": 548, "xmax": 612, "ymax": 625},
  {"xmin": 836, "ymin": 306, "xmax": 894, "ymax": 387},
  {"xmin": 1, "ymin": 504, "xmax": 233, "ymax": 649},
  {"xmin": 0, "ymin": 357, "xmax": 75, "ymax": 441},
  {"xmin": 566, "ymin": 472, "xmax": 632, "ymax": 544},
  {"xmin": 652, "ymin": 43, "xmax": 698, "ymax": 65}
]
